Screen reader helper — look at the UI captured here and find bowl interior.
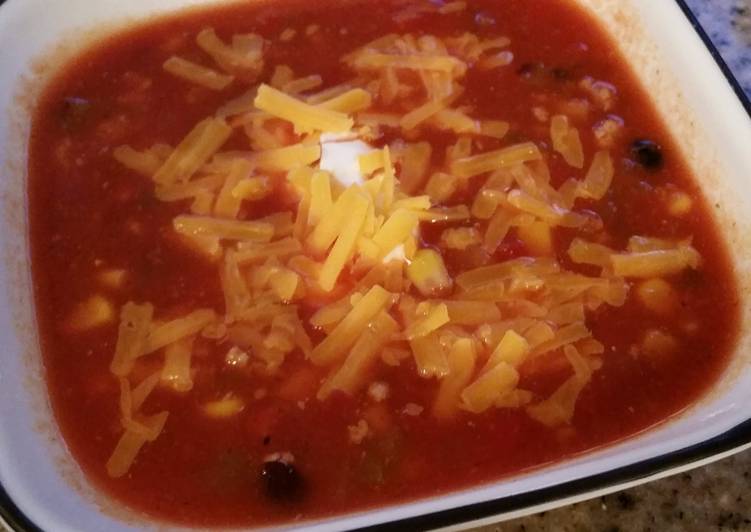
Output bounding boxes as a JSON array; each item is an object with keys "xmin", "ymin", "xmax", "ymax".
[{"xmin": 0, "ymin": 0, "xmax": 750, "ymax": 530}]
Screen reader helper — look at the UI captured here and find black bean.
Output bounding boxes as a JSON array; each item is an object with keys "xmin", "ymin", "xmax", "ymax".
[
  {"xmin": 517, "ymin": 62, "xmax": 545, "ymax": 78},
  {"xmin": 261, "ymin": 460, "xmax": 303, "ymax": 502},
  {"xmin": 631, "ymin": 139, "xmax": 663, "ymax": 170},
  {"xmin": 552, "ymin": 67, "xmax": 570, "ymax": 80},
  {"xmin": 59, "ymin": 97, "xmax": 91, "ymax": 131}
]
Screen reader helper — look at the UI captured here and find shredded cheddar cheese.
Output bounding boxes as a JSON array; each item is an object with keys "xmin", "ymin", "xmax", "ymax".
[
  {"xmin": 254, "ymin": 83, "xmax": 354, "ymax": 133},
  {"xmin": 105, "ymin": 24, "xmax": 707, "ymax": 477},
  {"xmin": 163, "ymin": 56, "xmax": 235, "ymax": 90}
]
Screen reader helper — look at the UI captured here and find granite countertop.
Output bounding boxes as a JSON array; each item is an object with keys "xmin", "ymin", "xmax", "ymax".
[
  {"xmin": 475, "ymin": 1, "xmax": 751, "ymax": 531},
  {"xmin": 688, "ymin": 0, "xmax": 751, "ymax": 95}
]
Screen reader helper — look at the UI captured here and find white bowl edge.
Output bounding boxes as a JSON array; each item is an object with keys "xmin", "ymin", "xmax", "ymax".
[{"xmin": 0, "ymin": 0, "xmax": 750, "ymax": 531}]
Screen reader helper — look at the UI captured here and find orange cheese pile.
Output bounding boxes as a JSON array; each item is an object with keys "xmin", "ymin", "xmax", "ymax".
[{"xmin": 103, "ymin": 26, "xmax": 703, "ymax": 476}]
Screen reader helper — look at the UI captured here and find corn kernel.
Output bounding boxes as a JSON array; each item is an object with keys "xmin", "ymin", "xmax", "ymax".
[
  {"xmin": 407, "ymin": 249, "xmax": 453, "ymax": 296},
  {"xmin": 636, "ymin": 278, "xmax": 677, "ymax": 315},
  {"xmin": 66, "ymin": 294, "xmax": 114, "ymax": 332},
  {"xmin": 668, "ymin": 191, "xmax": 693, "ymax": 217},
  {"xmin": 441, "ymin": 227, "xmax": 481, "ymax": 250},
  {"xmin": 98, "ymin": 269, "xmax": 127, "ymax": 289},
  {"xmin": 202, "ymin": 395, "xmax": 245, "ymax": 418},
  {"xmin": 641, "ymin": 329, "xmax": 678, "ymax": 361}
]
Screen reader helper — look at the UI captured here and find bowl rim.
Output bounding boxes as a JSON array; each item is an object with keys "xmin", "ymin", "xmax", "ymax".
[{"xmin": 0, "ymin": 0, "xmax": 749, "ymax": 531}]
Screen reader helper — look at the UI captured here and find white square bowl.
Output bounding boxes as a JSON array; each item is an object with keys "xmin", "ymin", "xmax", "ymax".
[{"xmin": 0, "ymin": 0, "xmax": 750, "ymax": 530}]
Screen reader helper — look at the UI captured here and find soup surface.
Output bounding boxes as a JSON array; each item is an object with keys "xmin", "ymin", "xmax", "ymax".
[{"xmin": 29, "ymin": 0, "xmax": 739, "ymax": 527}]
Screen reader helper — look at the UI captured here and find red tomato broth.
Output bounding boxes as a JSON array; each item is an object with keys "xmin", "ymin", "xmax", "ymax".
[{"xmin": 28, "ymin": 0, "xmax": 739, "ymax": 527}]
